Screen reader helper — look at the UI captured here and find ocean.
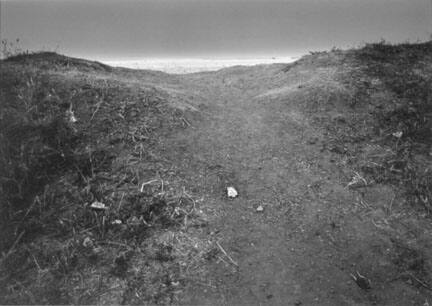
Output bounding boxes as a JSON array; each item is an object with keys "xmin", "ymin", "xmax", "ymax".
[{"xmin": 101, "ymin": 57, "xmax": 298, "ymax": 74}]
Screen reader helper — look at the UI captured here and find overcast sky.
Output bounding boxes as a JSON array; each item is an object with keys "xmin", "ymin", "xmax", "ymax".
[{"xmin": 1, "ymin": 0, "xmax": 431, "ymax": 60}]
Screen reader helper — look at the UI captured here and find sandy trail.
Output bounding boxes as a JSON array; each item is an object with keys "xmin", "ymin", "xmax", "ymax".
[{"xmin": 151, "ymin": 65, "xmax": 386, "ymax": 305}]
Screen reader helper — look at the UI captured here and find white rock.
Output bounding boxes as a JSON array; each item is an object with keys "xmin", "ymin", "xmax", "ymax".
[
  {"xmin": 67, "ymin": 109, "xmax": 78, "ymax": 123},
  {"xmin": 227, "ymin": 187, "xmax": 238, "ymax": 198},
  {"xmin": 90, "ymin": 201, "xmax": 108, "ymax": 210},
  {"xmin": 392, "ymin": 131, "xmax": 403, "ymax": 138},
  {"xmin": 83, "ymin": 237, "xmax": 93, "ymax": 248},
  {"xmin": 256, "ymin": 205, "xmax": 264, "ymax": 212}
]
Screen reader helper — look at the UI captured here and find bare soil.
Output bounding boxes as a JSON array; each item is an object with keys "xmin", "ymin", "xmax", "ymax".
[{"xmin": 1, "ymin": 42, "xmax": 432, "ymax": 305}]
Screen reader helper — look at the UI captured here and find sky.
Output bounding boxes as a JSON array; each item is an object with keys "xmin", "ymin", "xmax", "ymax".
[{"xmin": 1, "ymin": 0, "xmax": 431, "ymax": 61}]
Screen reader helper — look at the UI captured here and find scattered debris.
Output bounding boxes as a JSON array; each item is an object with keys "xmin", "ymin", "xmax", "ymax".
[
  {"xmin": 66, "ymin": 106, "xmax": 77, "ymax": 123},
  {"xmin": 227, "ymin": 186, "xmax": 238, "ymax": 198},
  {"xmin": 216, "ymin": 241, "xmax": 238, "ymax": 267},
  {"xmin": 91, "ymin": 246, "xmax": 104, "ymax": 258},
  {"xmin": 90, "ymin": 201, "xmax": 108, "ymax": 210},
  {"xmin": 111, "ymin": 251, "xmax": 131, "ymax": 276},
  {"xmin": 350, "ymin": 271, "xmax": 371, "ymax": 290},
  {"xmin": 181, "ymin": 117, "xmax": 192, "ymax": 127},
  {"xmin": 392, "ymin": 131, "xmax": 403, "ymax": 138},
  {"xmin": 90, "ymin": 99, "xmax": 103, "ymax": 121},
  {"xmin": 256, "ymin": 205, "xmax": 264, "ymax": 212},
  {"xmin": 347, "ymin": 172, "xmax": 367, "ymax": 189},
  {"xmin": 1, "ymin": 230, "xmax": 25, "ymax": 262},
  {"xmin": 405, "ymin": 272, "xmax": 432, "ymax": 291},
  {"xmin": 204, "ymin": 248, "xmax": 219, "ymax": 260},
  {"xmin": 140, "ymin": 179, "xmax": 159, "ymax": 192},
  {"xmin": 127, "ymin": 216, "xmax": 142, "ymax": 226},
  {"xmin": 83, "ymin": 237, "xmax": 94, "ymax": 248}
]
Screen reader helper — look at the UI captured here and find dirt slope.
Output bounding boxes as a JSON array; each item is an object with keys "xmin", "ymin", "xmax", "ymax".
[
  {"xmin": 165, "ymin": 44, "xmax": 432, "ymax": 305},
  {"xmin": 1, "ymin": 42, "xmax": 432, "ymax": 305}
]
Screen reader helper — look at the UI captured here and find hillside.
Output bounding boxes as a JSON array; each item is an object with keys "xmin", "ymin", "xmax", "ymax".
[{"xmin": 1, "ymin": 42, "xmax": 431, "ymax": 305}]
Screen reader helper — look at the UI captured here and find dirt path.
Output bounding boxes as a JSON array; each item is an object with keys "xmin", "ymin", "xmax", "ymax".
[
  {"xmin": 145, "ymin": 63, "xmax": 432, "ymax": 305},
  {"xmin": 1, "ymin": 47, "xmax": 431, "ymax": 305}
]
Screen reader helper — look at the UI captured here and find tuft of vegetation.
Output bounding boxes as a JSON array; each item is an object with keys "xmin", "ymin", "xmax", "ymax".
[{"xmin": 1, "ymin": 38, "xmax": 28, "ymax": 59}]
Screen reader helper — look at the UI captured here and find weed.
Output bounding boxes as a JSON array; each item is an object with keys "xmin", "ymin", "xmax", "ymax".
[{"xmin": 1, "ymin": 39, "xmax": 27, "ymax": 59}]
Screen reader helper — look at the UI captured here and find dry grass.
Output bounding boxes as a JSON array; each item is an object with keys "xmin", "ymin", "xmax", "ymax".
[
  {"xmin": 0, "ymin": 52, "xmax": 216, "ymax": 304},
  {"xmin": 1, "ymin": 42, "xmax": 431, "ymax": 303},
  {"xmin": 291, "ymin": 41, "xmax": 432, "ymax": 213},
  {"xmin": 348, "ymin": 41, "xmax": 432, "ymax": 212}
]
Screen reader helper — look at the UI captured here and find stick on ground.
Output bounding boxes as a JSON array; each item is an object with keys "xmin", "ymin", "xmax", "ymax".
[{"xmin": 216, "ymin": 241, "xmax": 238, "ymax": 267}]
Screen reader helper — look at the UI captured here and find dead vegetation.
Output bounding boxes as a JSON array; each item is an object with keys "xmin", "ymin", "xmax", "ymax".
[
  {"xmin": 349, "ymin": 41, "xmax": 432, "ymax": 212},
  {"xmin": 295, "ymin": 41, "xmax": 432, "ymax": 213},
  {"xmin": 280, "ymin": 41, "xmax": 432, "ymax": 297},
  {"xmin": 1, "ymin": 41, "xmax": 431, "ymax": 304},
  {"xmin": 0, "ymin": 52, "xmax": 217, "ymax": 304}
]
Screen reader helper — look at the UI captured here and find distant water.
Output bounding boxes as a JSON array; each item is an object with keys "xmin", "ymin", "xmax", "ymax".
[{"xmin": 101, "ymin": 57, "xmax": 298, "ymax": 74}]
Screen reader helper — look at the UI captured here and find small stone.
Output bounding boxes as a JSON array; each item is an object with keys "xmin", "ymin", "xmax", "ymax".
[
  {"xmin": 93, "ymin": 246, "xmax": 103, "ymax": 254},
  {"xmin": 256, "ymin": 205, "xmax": 264, "ymax": 212},
  {"xmin": 83, "ymin": 237, "xmax": 93, "ymax": 248},
  {"xmin": 392, "ymin": 131, "xmax": 403, "ymax": 138},
  {"xmin": 90, "ymin": 201, "xmax": 108, "ymax": 210},
  {"xmin": 128, "ymin": 216, "xmax": 140, "ymax": 226},
  {"xmin": 227, "ymin": 187, "xmax": 238, "ymax": 198}
]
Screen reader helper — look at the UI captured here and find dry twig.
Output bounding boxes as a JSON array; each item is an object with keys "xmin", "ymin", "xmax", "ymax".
[
  {"xmin": 407, "ymin": 272, "xmax": 432, "ymax": 291},
  {"xmin": 1, "ymin": 230, "xmax": 25, "ymax": 263},
  {"xmin": 140, "ymin": 179, "xmax": 159, "ymax": 192},
  {"xmin": 216, "ymin": 241, "xmax": 238, "ymax": 267}
]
